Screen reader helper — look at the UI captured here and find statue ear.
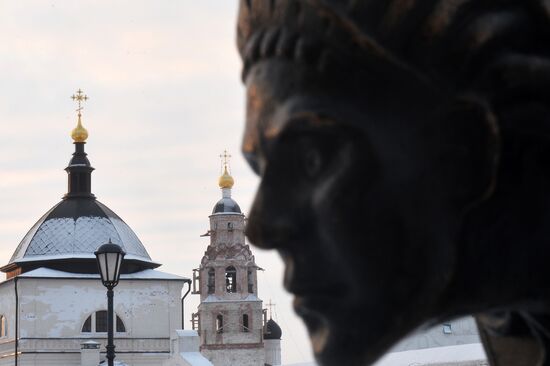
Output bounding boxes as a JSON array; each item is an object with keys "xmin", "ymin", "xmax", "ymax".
[{"xmin": 434, "ymin": 96, "xmax": 500, "ymax": 207}]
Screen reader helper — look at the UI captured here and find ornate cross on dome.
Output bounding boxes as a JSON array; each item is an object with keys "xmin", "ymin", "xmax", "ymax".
[
  {"xmin": 220, "ymin": 150, "xmax": 232, "ymax": 172},
  {"xmin": 266, "ymin": 299, "xmax": 276, "ymax": 319},
  {"xmin": 71, "ymin": 88, "xmax": 88, "ymax": 115}
]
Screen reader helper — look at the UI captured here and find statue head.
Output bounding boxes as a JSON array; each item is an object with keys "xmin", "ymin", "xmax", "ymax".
[{"xmin": 237, "ymin": 1, "xmax": 550, "ymax": 364}]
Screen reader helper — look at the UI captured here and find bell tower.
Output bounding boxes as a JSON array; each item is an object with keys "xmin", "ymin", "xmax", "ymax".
[{"xmin": 193, "ymin": 152, "xmax": 265, "ymax": 366}]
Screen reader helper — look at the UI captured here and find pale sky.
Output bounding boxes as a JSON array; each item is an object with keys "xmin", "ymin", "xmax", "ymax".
[{"xmin": 0, "ymin": 1, "xmax": 313, "ymax": 364}]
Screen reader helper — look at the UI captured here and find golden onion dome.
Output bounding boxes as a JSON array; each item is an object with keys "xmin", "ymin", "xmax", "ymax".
[
  {"xmin": 71, "ymin": 114, "xmax": 88, "ymax": 142},
  {"xmin": 218, "ymin": 166, "xmax": 234, "ymax": 189}
]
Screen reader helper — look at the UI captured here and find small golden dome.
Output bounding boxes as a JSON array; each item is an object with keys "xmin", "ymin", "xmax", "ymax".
[
  {"xmin": 218, "ymin": 166, "xmax": 234, "ymax": 189},
  {"xmin": 71, "ymin": 114, "xmax": 88, "ymax": 142}
]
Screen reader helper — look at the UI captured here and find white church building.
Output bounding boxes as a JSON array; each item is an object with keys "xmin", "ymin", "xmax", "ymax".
[{"xmin": 0, "ymin": 93, "xmax": 282, "ymax": 366}]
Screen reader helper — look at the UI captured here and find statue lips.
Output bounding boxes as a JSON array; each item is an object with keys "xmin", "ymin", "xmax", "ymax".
[
  {"xmin": 293, "ymin": 292, "xmax": 352, "ymax": 362},
  {"xmin": 279, "ymin": 247, "xmax": 349, "ymax": 317},
  {"xmin": 293, "ymin": 296, "xmax": 329, "ymax": 342}
]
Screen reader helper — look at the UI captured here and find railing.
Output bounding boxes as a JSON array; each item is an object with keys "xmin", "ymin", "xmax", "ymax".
[{"xmin": 16, "ymin": 337, "xmax": 171, "ymax": 353}]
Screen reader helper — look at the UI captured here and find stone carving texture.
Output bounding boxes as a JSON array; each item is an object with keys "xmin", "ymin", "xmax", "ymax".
[{"xmin": 202, "ymin": 243, "xmax": 253, "ymax": 263}]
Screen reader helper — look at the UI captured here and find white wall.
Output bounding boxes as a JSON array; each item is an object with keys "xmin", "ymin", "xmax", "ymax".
[
  {"xmin": 17, "ymin": 277, "xmax": 183, "ymax": 339},
  {"xmin": 0, "ymin": 275, "xmax": 185, "ymax": 366},
  {"xmin": 0, "ymin": 280, "xmax": 16, "ymax": 361}
]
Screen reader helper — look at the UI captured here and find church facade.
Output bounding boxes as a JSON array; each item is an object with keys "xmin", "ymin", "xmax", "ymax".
[
  {"xmin": 0, "ymin": 93, "xmax": 280, "ymax": 366},
  {"xmin": 0, "ymin": 268, "xmax": 185, "ymax": 366}
]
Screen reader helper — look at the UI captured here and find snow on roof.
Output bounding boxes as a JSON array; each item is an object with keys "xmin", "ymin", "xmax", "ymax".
[
  {"xmin": 375, "ymin": 343, "xmax": 487, "ymax": 366},
  {"xmin": 285, "ymin": 343, "xmax": 487, "ymax": 366},
  {"xmin": 10, "ymin": 200, "xmax": 153, "ymax": 264},
  {"xmin": 18, "ymin": 267, "xmax": 189, "ymax": 281},
  {"xmin": 13, "ymin": 253, "xmax": 159, "ymax": 265},
  {"xmin": 180, "ymin": 352, "xmax": 214, "ymax": 366},
  {"xmin": 177, "ymin": 329, "xmax": 199, "ymax": 337},
  {"xmin": 202, "ymin": 294, "xmax": 262, "ymax": 303}
]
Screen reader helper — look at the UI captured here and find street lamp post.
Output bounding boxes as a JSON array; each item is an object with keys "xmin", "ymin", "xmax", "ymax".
[{"xmin": 95, "ymin": 240, "xmax": 125, "ymax": 366}]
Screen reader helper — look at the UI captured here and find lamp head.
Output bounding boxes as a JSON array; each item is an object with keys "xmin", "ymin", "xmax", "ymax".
[{"xmin": 95, "ymin": 240, "xmax": 125, "ymax": 289}]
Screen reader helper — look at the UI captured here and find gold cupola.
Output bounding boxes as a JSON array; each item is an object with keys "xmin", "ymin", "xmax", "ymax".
[
  {"xmin": 70, "ymin": 89, "xmax": 89, "ymax": 143},
  {"xmin": 71, "ymin": 114, "xmax": 88, "ymax": 142},
  {"xmin": 218, "ymin": 165, "xmax": 234, "ymax": 189},
  {"xmin": 218, "ymin": 150, "xmax": 235, "ymax": 189}
]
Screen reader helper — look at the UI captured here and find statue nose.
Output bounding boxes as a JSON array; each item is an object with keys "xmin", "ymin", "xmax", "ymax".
[{"xmin": 246, "ymin": 188, "xmax": 300, "ymax": 250}]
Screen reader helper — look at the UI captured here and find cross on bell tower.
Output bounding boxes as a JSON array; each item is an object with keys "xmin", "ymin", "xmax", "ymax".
[
  {"xmin": 266, "ymin": 299, "xmax": 276, "ymax": 319},
  {"xmin": 220, "ymin": 150, "xmax": 232, "ymax": 174}
]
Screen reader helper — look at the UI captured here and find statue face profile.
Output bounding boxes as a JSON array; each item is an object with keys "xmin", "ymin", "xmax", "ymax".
[
  {"xmin": 241, "ymin": 58, "xmax": 495, "ymax": 365},
  {"xmin": 237, "ymin": 1, "xmax": 549, "ymax": 365}
]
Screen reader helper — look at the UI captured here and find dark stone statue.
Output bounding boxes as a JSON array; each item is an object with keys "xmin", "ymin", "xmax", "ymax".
[{"xmin": 236, "ymin": 1, "xmax": 550, "ymax": 365}]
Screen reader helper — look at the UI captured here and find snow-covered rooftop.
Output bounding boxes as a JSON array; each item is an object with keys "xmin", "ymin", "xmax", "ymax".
[
  {"xmin": 180, "ymin": 352, "xmax": 214, "ymax": 366},
  {"xmin": 99, "ymin": 361, "xmax": 128, "ymax": 366},
  {"xmin": 285, "ymin": 343, "xmax": 487, "ymax": 366},
  {"xmin": 12, "ymin": 253, "xmax": 158, "ymax": 265},
  {"xmin": 17, "ymin": 267, "xmax": 188, "ymax": 281},
  {"xmin": 375, "ymin": 343, "xmax": 487, "ymax": 365}
]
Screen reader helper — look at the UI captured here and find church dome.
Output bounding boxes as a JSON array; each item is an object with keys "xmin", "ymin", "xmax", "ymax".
[
  {"xmin": 1, "ymin": 93, "xmax": 159, "ymax": 275},
  {"xmin": 212, "ymin": 197, "xmax": 242, "ymax": 214},
  {"xmin": 4, "ymin": 198, "xmax": 158, "ymax": 274},
  {"xmin": 264, "ymin": 318, "xmax": 282, "ymax": 340}
]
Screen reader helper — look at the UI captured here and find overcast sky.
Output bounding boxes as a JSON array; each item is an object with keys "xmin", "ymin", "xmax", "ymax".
[{"xmin": 0, "ymin": 1, "xmax": 314, "ymax": 364}]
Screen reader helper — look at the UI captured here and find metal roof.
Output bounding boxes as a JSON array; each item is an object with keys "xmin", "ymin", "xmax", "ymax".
[
  {"xmin": 212, "ymin": 197, "xmax": 242, "ymax": 214},
  {"xmin": 8, "ymin": 198, "xmax": 154, "ymax": 267}
]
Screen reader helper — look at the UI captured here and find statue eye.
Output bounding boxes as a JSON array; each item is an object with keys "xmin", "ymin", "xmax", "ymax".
[
  {"xmin": 303, "ymin": 145, "xmax": 322, "ymax": 178},
  {"xmin": 273, "ymin": 123, "xmax": 334, "ymax": 180}
]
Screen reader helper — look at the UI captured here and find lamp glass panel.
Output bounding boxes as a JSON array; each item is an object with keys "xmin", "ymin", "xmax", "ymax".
[
  {"xmin": 116, "ymin": 255, "xmax": 123, "ymax": 279},
  {"xmin": 106, "ymin": 252, "xmax": 119, "ymax": 282},
  {"xmin": 97, "ymin": 252, "xmax": 108, "ymax": 282}
]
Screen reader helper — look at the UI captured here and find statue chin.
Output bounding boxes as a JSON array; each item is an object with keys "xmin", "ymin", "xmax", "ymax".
[
  {"xmin": 293, "ymin": 287, "xmax": 416, "ymax": 366},
  {"xmin": 299, "ymin": 308, "xmax": 388, "ymax": 366}
]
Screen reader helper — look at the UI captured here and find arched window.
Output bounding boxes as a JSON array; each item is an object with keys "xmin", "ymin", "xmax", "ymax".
[
  {"xmin": 207, "ymin": 268, "xmax": 215, "ymax": 294},
  {"xmin": 227, "ymin": 222, "xmax": 234, "ymax": 231},
  {"xmin": 216, "ymin": 314, "xmax": 224, "ymax": 334},
  {"xmin": 0, "ymin": 315, "xmax": 6, "ymax": 337},
  {"xmin": 116, "ymin": 315, "xmax": 126, "ymax": 333},
  {"xmin": 247, "ymin": 268, "xmax": 254, "ymax": 293},
  {"xmin": 225, "ymin": 266, "xmax": 237, "ymax": 293},
  {"xmin": 242, "ymin": 314, "xmax": 249, "ymax": 332},
  {"xmin": 82, "ymin": 311, "xmax": 126, "ymax": 333}
]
